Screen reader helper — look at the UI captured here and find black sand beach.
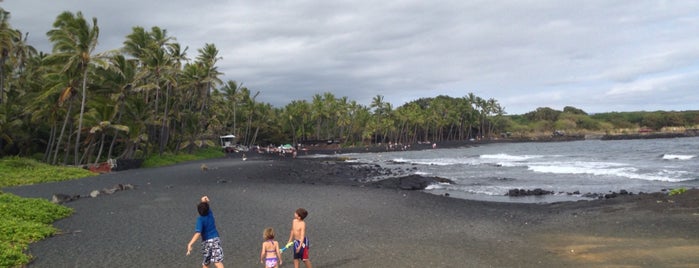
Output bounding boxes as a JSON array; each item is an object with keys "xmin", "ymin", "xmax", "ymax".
[{"xmin": 5, "ymin": 153, "xmax": 699, "ymax": 267}]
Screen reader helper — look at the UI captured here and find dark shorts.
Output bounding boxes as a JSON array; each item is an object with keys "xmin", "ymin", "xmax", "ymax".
[
  {"xmin": 201, "ymin": 237, "xmax": 224, "ymax": 265},
  {"xmin": 293, "ymin": 238, "xmax": 310, "ymax": 260}
]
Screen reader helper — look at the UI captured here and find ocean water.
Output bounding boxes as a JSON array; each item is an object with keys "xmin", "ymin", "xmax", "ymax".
[{"xmin": 323, "ymin": 137, "xmax": 699, "ymax": 203}]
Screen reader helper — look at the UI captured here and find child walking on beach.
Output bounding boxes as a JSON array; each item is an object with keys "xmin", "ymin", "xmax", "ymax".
[
  {"xmin": 187, "ymin": 196, "xmax": 225, "ymax": 268},
  {"xmin": 260, "ymin": 227, "xmax": 282, "ymax": 268},
  {"xmin": 288, "ymin": 208, "xmax": 312, "ymax": 268}
]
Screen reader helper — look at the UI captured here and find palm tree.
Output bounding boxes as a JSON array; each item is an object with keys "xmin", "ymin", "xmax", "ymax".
[
  {"xmin": 321, "ymin": 92, "xmax": 337, "ymax": 140},
  {"xmin": 81, "ymin": 96, "xmax": 129, "ymax": 165},
  {"xmin": 100, "ymin": 54, "xmax": 137, "ymax": 159},
  {"xmin": 219, "ymin": 80, "xmax": 242, "ymax": 136},
  {"xmin": 335, "ymin": 96, "xmax": 350, "ymax": 142},
  {"xmin": 0, "ymin": 8, "xmax": 20, "ymax": 105},
  {"xmin": 123, "ymin": 26, "xmax": 179, "ymax": 155},
  {"xmin": 370, "ymin": 94, "xmax": 385, "ymax": 143},
  {"xmin": 473, "ymin": 96, "xmax": 486, "ymax": 139},
  {"xmin": 46, "ymin": 11, "xmax": 106, "ymax": 165},
  {"xmin": 486, "ymin": 98, "xmax": 504, "ymax": 138},
  {"xmin": 285, "ymin": 99, "xmax": 314, "ymax": 146},
  {"xmin": 311, "ymin": 94, "xmax": 324, "ymax": 140},
  {"xmin": 195, "ymin": 43, "xmax": 222, "ymax": 113},
  {"xmin": 161, "ymin": 41, "xmax": 188, "ymax": 153},
  {"xmin": 243, "ymin": 90, "xmax": 260, "ymax": 146}
]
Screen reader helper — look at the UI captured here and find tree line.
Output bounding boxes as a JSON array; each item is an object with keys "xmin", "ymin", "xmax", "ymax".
[{"xmin": 1, "ymin": 9, "xmax": 697, "ymax": 165}]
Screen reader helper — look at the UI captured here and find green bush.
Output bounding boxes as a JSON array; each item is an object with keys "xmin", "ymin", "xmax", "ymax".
[
  {"xmin": 0, "ymin": 193, "xmax": 73, "ymax": 267},
  {"xmin": 669, "ymin": 187, "xmax": 687, "ymax": 196},
  {"xmin": 0, "ymin": 157, "xmax": 96, "ymax": 188}
]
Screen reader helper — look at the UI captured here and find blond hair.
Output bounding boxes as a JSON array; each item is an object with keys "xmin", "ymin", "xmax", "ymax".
[{"xmin": 263, "ymin": 227, "xmax": 275, "ymax": 240}]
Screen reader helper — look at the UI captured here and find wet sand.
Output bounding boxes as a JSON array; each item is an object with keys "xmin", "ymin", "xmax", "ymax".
[{"xmin": 5, "ymin": 155, "xmax": 699, "ymax": 267}]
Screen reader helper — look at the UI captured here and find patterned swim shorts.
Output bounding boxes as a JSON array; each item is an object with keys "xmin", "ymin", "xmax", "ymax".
[{"xmin": 201, "ymin": 237, "xmax": 224, "ymax": 265}]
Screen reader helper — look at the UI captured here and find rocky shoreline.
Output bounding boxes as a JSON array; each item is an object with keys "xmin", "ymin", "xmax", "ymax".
[{"xmin": 226, "ymin": 153, "xmax": 691, "ymax": 204}]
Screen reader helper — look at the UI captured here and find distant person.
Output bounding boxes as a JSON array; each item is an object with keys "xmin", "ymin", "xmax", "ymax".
[
  {"xmin": 186, "ymin": 196, "xmax": 225, "ymax": 268},
  {"xmin": 288, "ymin": 208, "xmax": 312, "ymax": 268},
  {"xmin": 432, "ymin": 143, "xmax": 437, "ymax": 149},
  {"xmin": 260, "ymin": 227, "xmax": 282, "ymax": 268}
]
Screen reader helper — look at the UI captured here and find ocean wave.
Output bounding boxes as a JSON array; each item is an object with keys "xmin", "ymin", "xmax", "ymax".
[
  {"xmin": 390, "ymin": 158, "xmax": 452, "ymax": 166},
  {"xmin": 425, "ymin": 183, "xmax": 506, "ymax": 196},
  {"xmin": 662, "ymin": 154, "xmax": 696, "ymax": 160},
  {"xmin": 480, "ymin": 153, "xmax": 543, "ymax": 161},
  {"xmin": 390, "ymin": 157, "xmax": 478, "ymax": 166},
  {"xmin": 527, "ymin": 161, "xmax": 692, "ymax": 182}
]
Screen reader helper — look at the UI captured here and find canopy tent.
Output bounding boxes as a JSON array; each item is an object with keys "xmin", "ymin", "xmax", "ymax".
[
  {"xmin": 219, "ymin": 134, "xmax": 236, "ymax": 149},
  {"xmin": 280, "ymin": 144, "xmax": 294, "ymax": 149}
]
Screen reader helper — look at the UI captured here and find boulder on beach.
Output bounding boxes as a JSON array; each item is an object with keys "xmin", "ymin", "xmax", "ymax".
[
  {"xmin": 51, "ymin": 194, "xmax": 80, "ymax": 204},
  {"xmin": 506, "ymin": 188, "xmax": 554, "ymax": 197}
]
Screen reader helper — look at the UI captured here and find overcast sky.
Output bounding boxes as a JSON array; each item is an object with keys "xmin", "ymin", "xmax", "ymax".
[{"xmin": 3, "ymin": 0, "xmax": 698, "ymax": 114}]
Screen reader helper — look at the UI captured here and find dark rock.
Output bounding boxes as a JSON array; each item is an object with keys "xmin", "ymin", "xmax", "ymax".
[
  {"xmin": 506, "ymin": 188, "xmax": 554, "ymax": 197},
  {"xmin": 582, "ymin": 192, "xmax": 602, "ymax": 199},
  {"xmin": 113, "ymin": 159, "xmax": 144, "ymax": 171},
  {"xmin": 52, "ymin": 194, "xmax": 80, "ymax": 204}
]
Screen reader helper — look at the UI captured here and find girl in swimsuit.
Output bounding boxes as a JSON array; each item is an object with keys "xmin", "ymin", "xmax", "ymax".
[{"xmin": 259, "ymin": 227, "xmax": 282, "ymax": 268}]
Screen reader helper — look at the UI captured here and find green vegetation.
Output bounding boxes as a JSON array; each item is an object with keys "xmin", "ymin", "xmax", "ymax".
[
  {"xmin": 0, "ymin": 192, "xmax": 73, "ymax": 267},
  {"xmin": 0, "ymin": 157, "xmax": 96, "ymax": 188},
  {"xmin": 669, "ymin": 187, "xmax": 687, "ymax": 196},
  {"xmin": 0, "ymin": 157, "xmax": 91, "ymax": 267},
  {"xmin": 0, "ymin": 156, "xmax": 89, "ymax": 268},
  {"xmin": 1, "ymin": 7, "xmax": 698, "ymax": 165}
]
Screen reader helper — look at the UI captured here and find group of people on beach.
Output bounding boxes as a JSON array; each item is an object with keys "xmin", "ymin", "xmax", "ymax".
[{"xmin": 186, "ymin": 196, "xmax": 312, "ymax": 268}]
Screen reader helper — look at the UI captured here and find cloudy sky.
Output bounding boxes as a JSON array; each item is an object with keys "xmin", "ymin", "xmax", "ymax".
[{"xmin": 3, "ymin": 0, "xmax": 698, "ymax": 114}]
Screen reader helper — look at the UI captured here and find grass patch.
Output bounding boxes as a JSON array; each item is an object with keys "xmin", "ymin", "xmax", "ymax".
[
  {"xmin": 0, "ymin": 192, "xmax": 73, "ymax": 267},
  {"xmin": 0, "ymin": 157, "xmax": 96, "ymax": 188},
  {"xmin": 669, "ymin": 187, "xmax": 687, "ymax": 196},
  {"xmin": 0, "ymin": 149, "xmax": 223, "ymax": 267},
  {"xmin": 0, "ymin": 157, "xmax": 90, "ymax": 267},
  {"xmin": 141, "ymin": 147, "xmax": 224, "ymax": 168}
]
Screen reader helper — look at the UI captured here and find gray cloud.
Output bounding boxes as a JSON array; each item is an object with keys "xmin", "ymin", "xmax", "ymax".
[{"xmin": 4, "ymin": 0, "xmax": 698, "ymax": 114}]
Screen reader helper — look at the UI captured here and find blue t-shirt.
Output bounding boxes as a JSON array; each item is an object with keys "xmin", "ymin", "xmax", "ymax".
[{"xmin": 195, "ymin": 210, "xmax": 220, "ymax": 241}]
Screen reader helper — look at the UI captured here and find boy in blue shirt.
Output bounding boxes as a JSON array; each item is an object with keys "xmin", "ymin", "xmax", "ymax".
[{"xmin": 187, "ymin": 196, "xmax": 225, "ymax": 268}]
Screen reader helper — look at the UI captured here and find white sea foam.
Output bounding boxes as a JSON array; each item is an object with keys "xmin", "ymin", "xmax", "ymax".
[
  {"xmin": 345, "ymin": 138, "xmax": 699, "ymax": 202},
  {"xmin": 662, "ymin": 154, "xmax": 695, "ymax": 160},
  {"xmin": 425, "ymin": 183, "xmax": 506, "ymax": 196},
  {"xmin": 478, "ymin": 153, "xmax": 550, "ymax": 167},
  {"xmin": 424, "ymin": 183, "xmax": 449, "ymax": 190},
  {"xmin": 527, "ymin": 161, "xmax": 690, "ymax": 182},
  {"xmin": 480, "ymin": 153, "xmax": 543, "ymax": 161},
  {"xmin": 390, "ymin": 157, "xmax": 476, "ymax": 166}
]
